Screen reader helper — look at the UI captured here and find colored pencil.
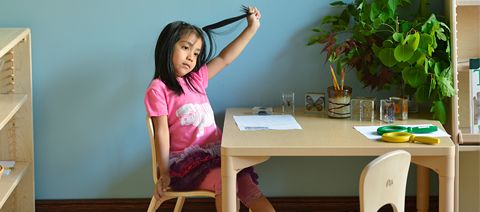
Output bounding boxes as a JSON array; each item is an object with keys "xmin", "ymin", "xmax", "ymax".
[{"xmin": 330, "ymin": 65, "xmax": 340, "ymax": 90}]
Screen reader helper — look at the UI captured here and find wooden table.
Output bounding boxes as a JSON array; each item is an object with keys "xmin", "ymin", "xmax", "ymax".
[{"xmin": 221, "ymin": 108, "xmax": 455, "ymax": 212}]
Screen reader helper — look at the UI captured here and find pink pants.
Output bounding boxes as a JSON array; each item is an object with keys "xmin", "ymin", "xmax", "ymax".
[{"xmin": 197, "ymin": 168, "xmax": 263, "ymax": 207}]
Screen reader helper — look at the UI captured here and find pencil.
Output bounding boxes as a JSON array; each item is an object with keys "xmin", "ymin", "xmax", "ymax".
[
  {"xmin": 330, "ymin": 65, "xmax": 339, "ymax": 90},
  {"xmin": 341, "ymin": 67, "xmax": 344, "ymax": 90}
]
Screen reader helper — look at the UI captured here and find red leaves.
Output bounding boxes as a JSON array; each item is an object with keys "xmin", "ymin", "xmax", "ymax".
[{"xmin": 317, "ymin": 33, "xmax": 397, "ymax": 90}]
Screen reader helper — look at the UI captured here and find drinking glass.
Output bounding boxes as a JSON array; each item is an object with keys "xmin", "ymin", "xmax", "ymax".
[
  {"xmin": 282, "ymin": 92, "xmax": 295, "ymax": 114},
  {"xmin": 380, "ymin": 99, "xmax": 395, "ymax": 123},
  {"xmin": 327, "ymin": 86, "xmax": 352, "ymax": 118},
  {"xmin": 389, "ymin": 97, "xmax": 408, "ymax": 120},
  {"xmin": 351, "ymin": 97, "xmax": 375, "ymax": 121}
]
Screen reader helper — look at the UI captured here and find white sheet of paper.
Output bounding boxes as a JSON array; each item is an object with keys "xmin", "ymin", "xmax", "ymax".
[
  {"xmin": 354, "ymin": 124, "xmax": 451, "ymax": 140},
  {"xmin": 233, "ymin": 115, "xmax": 302, "ymax": 131}
]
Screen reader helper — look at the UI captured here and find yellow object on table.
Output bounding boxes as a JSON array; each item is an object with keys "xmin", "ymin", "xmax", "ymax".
[{"xmin": 381, "ymin": 132, "xmax": 440, "ymax": 144}]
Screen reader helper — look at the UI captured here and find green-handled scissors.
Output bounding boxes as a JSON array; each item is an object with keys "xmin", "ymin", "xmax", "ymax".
[{"xmin": 377, "ymin": 125, "xmax": 438, "ymax": 135}]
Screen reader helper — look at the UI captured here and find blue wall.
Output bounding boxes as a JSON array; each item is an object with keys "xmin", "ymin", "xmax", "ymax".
[{"xmin": 0, "ymin": 0, "xmax": 439, "ymax": 199}]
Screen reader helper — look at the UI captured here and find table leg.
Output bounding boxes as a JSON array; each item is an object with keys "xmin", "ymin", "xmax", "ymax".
[
  {"xmin": 412, "ymin": 154, "xmax": 455, "ymax": 212},
  {"xmin": 221, "ymin": 155, "xmax": 238, "ymax": 212},
  {"xmin": 416, "ymin": 165, "xmax": 430, "ymax": 212},
  {"xmin": 439, "ymin": 163, "xmax": 455, "ymax": 212},
  {"xmin": 221, "ymin": 155, "xmax": 270, "ymax": 212}
]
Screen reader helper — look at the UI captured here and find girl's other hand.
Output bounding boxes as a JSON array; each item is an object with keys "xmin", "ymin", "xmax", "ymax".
[
  {"xmin": 154, "ymin": 173, "xmax": 171, "ymax": 199},
  {"xmin": 247, "ymin": 6, "xmax": 261, "ymax": 31}
]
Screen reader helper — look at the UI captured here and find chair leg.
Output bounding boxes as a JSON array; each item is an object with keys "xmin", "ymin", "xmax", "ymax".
[
  {"xmin": 147, "ymin": 196, "xmax": 158, "ymax": 212},
  {"xmin": 148, "ymin": 195, "xmax": 176, "ymax": 212},
  {"xmin": 173, "ymin": 196, "xmax": 186, "ymax": 212}
]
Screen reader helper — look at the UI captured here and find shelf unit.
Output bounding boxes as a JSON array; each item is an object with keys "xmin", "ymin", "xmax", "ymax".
[
  {"xmin": 451, "ymin": 0, "xmax": 480, "ymax": 145},
  {"xmin": 0, "ymin": 28, "xmax": 34, "ymax": 211},
  {"xmin": 450, "ymin": 1, "xmax": 480, "ymax": 211}
]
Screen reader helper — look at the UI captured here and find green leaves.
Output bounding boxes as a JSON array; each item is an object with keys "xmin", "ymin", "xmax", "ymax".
[
  {"xmin": 330, "ymin": 1, "xmax": 346, "ymax": 6},
  {"xmin": 415, "ymin": 85, "xmax": 430, "ymax": 102},
  {"xmin": 421, "ymin": 14, "xmax": 440, "ymax": 34},
  {"xmin": 437, "ymin": 28, "xmax": 447, "ymax": 41},
  {"xmin": 307, "ymin": 0, "xmax": 453, "ymax": 123},
  {"xmin": 387, "ymin": 0, "xmax": 400, "ymax": 16},
  {"xmin": 393, "ymin": 32, "xmax": 403, "ymax": 42},
  {"xmin": 431, "ymin": 100, "xmax": 447, "ymax": 124},
  {"xmin": 435, "ymin": 65, "xmax": 456, "ymax": 97},
  {"xmin": 418, "ymin": 33, "xmax": 433, "ymax": 55},
  {"xmin": 376, "ymin": 32, "xmax": 422, "ymax": 67},
  {"xmin": 402, "ymin": 65, "xmax": 426, "ymax": 87},
  {"xmin": 378, "ymin": 48, "xmax": 397, "ymax": 67},
  {"xmin": 394, "ymin": 32, "xmax": 420, "ymax": 62}
]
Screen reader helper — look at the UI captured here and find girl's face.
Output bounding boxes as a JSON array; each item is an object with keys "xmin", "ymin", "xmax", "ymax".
[{"xmin": 172, "ymin": 32, "xmax": 203, "ymax": 77}]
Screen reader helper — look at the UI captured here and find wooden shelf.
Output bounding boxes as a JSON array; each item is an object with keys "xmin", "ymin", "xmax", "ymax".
[
  {"xmin": 459, "ymin": 145, "xmax": 480, "ymax": 151},
  {"xmin": 456, "ymin": 6, "xmax": 480, "ymax": 61},
  {"xmin": 0, "ymin": 94, "xmax": 27, "ymax": 130},
  {"xmin": 457, "ymin": 0, "xmax": 480, "ymax": 6},
  {"xmin": 0, "ymin": 29, "xmax": 29, "ymax": 59},
  {"xmin": 0, "ymin": 162, "xmax": 29, "ymax": 207},
  {"xmin": 460, "ymin": 133, "xmax": 480, "ymax": 145},
  {"xmin": 0, "ymin": 28, "xmax": 33, "ymax": 211},
  {"xmin": 457, "ymin": 61, "xmax": 472, "ymax": 72}
]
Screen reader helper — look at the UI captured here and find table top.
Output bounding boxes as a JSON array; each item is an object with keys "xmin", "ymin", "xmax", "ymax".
[{"xmin": 221, "ymin": 108, "xmax": 455, "ymax": 157}]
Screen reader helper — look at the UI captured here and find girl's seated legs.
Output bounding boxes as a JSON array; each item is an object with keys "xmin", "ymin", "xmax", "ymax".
[{"xmin": 198, "ymin": 168, "xmax": 275, "ymax": 211}]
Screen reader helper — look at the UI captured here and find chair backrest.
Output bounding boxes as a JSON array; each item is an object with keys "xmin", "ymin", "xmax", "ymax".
[
  {"xmin": 359, "ymin": 150, "xmax": 411, "ymax": 212},
  {"xmin": 146, "ymin": 116, "xmax": 159, "ymax": 184}
]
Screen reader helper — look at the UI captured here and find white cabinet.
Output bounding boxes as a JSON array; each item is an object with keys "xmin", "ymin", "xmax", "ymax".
[{"xmin": 0, "ymin": 28, "xmax": 34, "ymax": 211}]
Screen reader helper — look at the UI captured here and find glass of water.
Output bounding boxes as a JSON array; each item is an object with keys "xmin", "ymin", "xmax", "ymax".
[
  {"xmin": 380, "ymin": 99, "xmax": 395, "ymax": 123},
  {"xmin": 282, "ymin": 92, "xmax": 295, "ymax": 115}
]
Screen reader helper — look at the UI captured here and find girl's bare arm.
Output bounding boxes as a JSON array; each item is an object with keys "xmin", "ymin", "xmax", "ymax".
[
  {"xmin": 152, "ymin": 115, "xmax": 171, "ymax": 196},
  {"xmin": 207, "ymin": 7, "xmax": 261, "ymax": 79}
]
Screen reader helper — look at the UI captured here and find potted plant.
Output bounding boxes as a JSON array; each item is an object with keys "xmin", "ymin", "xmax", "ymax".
[{"xmin": 308, "ymin": 0, "xmax": 455, "ymax": 124}]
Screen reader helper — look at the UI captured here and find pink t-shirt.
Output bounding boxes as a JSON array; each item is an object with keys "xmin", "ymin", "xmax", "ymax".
[{"xmin": 144, "ymin": 65, "xmax": 222, "ymax": 153}]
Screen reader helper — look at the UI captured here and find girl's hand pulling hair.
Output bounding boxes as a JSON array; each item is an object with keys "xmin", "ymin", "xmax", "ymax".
[{"xmin": 247, "ymin": 6, "xmax": 261, "ymax": 32}]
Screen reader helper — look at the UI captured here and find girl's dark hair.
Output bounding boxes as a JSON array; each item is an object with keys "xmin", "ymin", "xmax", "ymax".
[{"xmin": 154, "ymin": 6, "xmax": 251, "ymax": 95}]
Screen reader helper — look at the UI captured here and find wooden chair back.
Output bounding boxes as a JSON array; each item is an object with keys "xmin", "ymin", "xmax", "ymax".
[{"xmin": 359, "ymin": 150, "xmax": 411, "ymax": 212}]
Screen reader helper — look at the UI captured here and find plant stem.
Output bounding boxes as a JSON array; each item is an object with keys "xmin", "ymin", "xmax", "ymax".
[
  {"xmin": 395, "ymin": 16, "xmax": 399, "ymax": 32},
  {"xmin": 379, "ymin": 23, "xmax": 395, "ymax": 33}
]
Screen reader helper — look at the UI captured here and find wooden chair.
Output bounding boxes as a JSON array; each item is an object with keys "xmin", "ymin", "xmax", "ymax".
[
  {"xmin": 146, "ymin": 116, "xmax": 216, "ymax": 212},
  {"xmin": 359, "ymin": 150, "xmax": 411, "ymax": 212}
]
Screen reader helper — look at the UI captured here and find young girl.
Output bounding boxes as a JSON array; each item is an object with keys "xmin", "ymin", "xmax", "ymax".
[{"xmin": 144, "ymin": 6, "xmax": 275, "ymax": 211}]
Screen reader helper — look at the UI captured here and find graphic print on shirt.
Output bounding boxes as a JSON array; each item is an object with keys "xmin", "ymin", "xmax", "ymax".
[{"xmin": 176, "ymin": 103, "xmax": 215, "ymax": 137}]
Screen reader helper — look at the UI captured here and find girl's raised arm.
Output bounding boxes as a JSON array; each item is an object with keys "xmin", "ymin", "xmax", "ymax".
[{"xmin": 207, "ymin": 7, "xmax": 261, "ymax": 80}]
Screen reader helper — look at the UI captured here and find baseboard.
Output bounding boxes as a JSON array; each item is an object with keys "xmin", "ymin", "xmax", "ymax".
[{"xmin": 36, "ymin": 196, "xmax": 438, "ymax": 212}]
